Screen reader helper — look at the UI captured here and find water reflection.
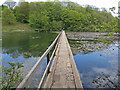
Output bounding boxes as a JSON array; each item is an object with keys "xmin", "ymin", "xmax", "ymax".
[
  {"xmin": 2, "ymin": 32, "xmax": 57, "ymax": 87},
  {"xmin": 67, "ymin": 32, "xmax": 118, "ymax": 88},
  {"xmin": 73, "ymin": 45, "xmax": 118, "ymax": 88},
  {"xmin": 2, "ymin": 32, "xmax": 119, "ymax": 88},
  {"xmin": 3, "ymin": 32, "xmax": 57, "ymax": 57}
]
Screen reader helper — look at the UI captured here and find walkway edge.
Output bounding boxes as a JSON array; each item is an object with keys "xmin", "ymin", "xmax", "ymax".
[
  {"xmin": 44, "ymin": 31, "xmax": 83, "ymax": 89},
  {"xmin": 65, "ymin": 32, "xmax": 83, "ymax": 88}
]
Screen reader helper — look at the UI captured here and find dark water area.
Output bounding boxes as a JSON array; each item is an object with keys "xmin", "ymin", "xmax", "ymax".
[{"xmin": 1, "ymin": 32, "xmax": 119, "ymax": 88}]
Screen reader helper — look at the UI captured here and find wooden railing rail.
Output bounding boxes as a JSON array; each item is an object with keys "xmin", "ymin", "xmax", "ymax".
[
  {"xmin": 37, "ymin": 38, "xmax": 60, "ymax": 89},
  {"xmin": 17, "ymin": 31, "xmax": 62, "ymax": 89}
]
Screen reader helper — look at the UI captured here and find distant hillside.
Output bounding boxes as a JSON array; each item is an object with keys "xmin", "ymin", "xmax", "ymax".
[{"xmin": 1, "ymin": 1, "xmax": 119, "ymax": 32}]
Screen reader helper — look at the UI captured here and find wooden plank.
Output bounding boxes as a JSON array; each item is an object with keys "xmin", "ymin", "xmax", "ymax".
[
  {"xmin": 65, "ymin": 32, "xmax": 83, "ymax": 88},
  {"xmin": 44, "ymin": 31, "xmax": 83, "ymax": 89},
  {"xmin": 17, "ymin": 32, "xmax": 62, "ymax": 89}
]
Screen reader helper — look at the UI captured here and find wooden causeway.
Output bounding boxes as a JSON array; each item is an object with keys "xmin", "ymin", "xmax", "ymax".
[{"xmin": 44, "ymin": 31, "xmax": 83, "ymax": 88}]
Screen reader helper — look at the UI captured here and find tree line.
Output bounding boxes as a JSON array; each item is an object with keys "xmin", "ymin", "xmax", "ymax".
[{"xmin": 1, "ymin": 1, "xmax": 119, "ymax": 32}]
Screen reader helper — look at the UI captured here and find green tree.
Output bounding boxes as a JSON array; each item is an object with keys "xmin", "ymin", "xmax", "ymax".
[
  {"xmin": 14, "ymin": 2, "xmax": 29, "ymax": 23},
  {"xmin": 51, "ymin": 20, "xmax": 63, "ymax": 31},
  {"xmin": 29, "ymin": 11, "xmax": 50, "ymax": 30},
  {"xmin": 2, "ymin": 8, "xmax": 16, "ymax": 25},
  {"xmin": 64, "ymin": 10, "xmax": 86, "ymax": 31},
  {"xmin": 4, "ymin": 1, "xmax": 116, "ymax": 32},
  {"xmin": 2, "ymin": 5, "xmax": 8, "ymax": 10}
]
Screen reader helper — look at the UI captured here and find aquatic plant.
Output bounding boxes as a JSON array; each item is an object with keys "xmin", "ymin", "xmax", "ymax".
[
  {"xmin": 0, "ymin": 62, "xmax": 24, "ymax": 89},
  {"xmin": 92, "ymin": 71, "xmax": 120, "ymax": 89}
]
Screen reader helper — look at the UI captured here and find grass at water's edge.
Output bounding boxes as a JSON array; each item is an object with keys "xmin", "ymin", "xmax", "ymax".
[
  {"xmin": 2, "ymin": 23, "xmax": 62, "ymax": 33},
  {"xmin": 2, "ymin": 22, "xmax": 33, "ymax": 32}
]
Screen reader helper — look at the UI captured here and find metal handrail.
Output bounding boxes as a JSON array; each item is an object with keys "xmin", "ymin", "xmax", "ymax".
[{"xmin": 17, "ymin": 31, "xmax": 62, "ymax": 88}]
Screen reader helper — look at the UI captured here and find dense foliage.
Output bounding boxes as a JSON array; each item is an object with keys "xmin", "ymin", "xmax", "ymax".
[
  {"xmin": 2, "ymin": 8, "xmax": 16, "ymax": 25},
  {"xmin": 0, "ymin": 62, "xmax": 24, "ymax": 89},
  {"xmin": 2, "ymin": 1, "xmax": 119, "ymax": 32}
]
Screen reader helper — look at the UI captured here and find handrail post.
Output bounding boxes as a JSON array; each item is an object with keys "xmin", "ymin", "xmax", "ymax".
[{"xmin": 47, "ymin": 53, "xmax": 50, "ymax": 74}]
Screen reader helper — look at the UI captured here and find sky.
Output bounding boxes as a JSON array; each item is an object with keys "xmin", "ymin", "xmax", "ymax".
[{"xmin": 0, "ymin": 0, "xmax": 119, "ymax": 17}]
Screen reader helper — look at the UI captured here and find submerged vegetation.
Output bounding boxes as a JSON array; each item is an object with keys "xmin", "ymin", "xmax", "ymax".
[
  {"xmin": 1, "ymin": 0, "xmax": 119, "ymax": 32},
  {"xmin": 92, "ymin": 72, "xmax": 120, "ymax": 89},
  {"xmin": 67, "ymin": 32, "xmax": 118, "ymax": 55}
]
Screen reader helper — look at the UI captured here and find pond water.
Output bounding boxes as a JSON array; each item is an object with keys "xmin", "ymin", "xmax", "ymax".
[
  {"xmin": 73, "ymin": 43, "xmax": 118, "ymax": 88},
  {"xmin": 2, "ymin": 32, "xmax": 119, "ymax": 88},
  {"xmin": 67, "ymin": 32, "xmax": 119, "ymax": 88},
  {"xmin": 2, "ymin": 32, "xmax": 57, "ymax": 87}
]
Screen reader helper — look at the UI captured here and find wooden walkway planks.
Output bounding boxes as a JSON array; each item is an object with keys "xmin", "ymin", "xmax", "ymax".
[{"xmin": 44, "ymin": 31, "xmax": 83, "ymax": 88}]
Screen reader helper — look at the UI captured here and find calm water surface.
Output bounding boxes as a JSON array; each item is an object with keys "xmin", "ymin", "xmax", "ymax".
[
  {"xmin": 2, "ymin": 32, "xmax": 119, "ymax": 88},
  {"xmin": 68, "ymin": 32, "xmax": 118, "ymax": 88},
  {"xmin": 73, "ymin": 43, "xmax": 118, "ymax": 88},
  {"xmin": 2, "ymin": 32, "xmax": 57, "ymax": 87}
]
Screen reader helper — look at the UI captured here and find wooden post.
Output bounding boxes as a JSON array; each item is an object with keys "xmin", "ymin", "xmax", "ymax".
[
  {"xmin": 53, "ymin": 45, "xmax": 56, "ymax": 56},
  {"xmin": 47, "ymin": 53, "xmax": 50, "ymax": 74}
]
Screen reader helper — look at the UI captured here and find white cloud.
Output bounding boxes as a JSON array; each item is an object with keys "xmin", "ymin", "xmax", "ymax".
[
  {"xmin": 73, "ymin": 0, "xmax": 119, "ymax": 16},
  {"xmin": 0, "ymin": 0, "xmax": 119, "ymax": 16},
  {"xmin": 92, "ymin": 67, "xmax": 109, "ymax": 74},
  {"xmin": 0, "ymin": 0, "xmax": 119, "ymax": 10},
  {"xmin": 108, "ymin": 60, "xmax": 118, "ymax": 64}
]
